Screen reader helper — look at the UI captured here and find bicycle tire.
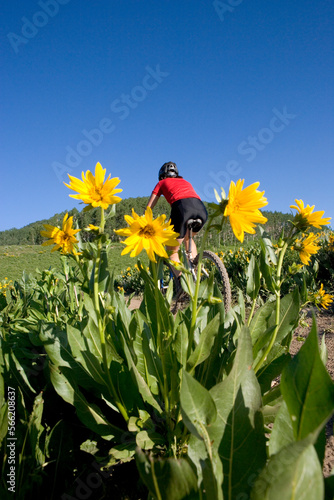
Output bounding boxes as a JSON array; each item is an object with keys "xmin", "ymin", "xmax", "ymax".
[{"xmin": 193, "ymin": 250, "xmax": 232, "ymax": 313}]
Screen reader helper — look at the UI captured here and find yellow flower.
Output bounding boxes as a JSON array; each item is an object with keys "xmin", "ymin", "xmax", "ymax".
[
  {"xmin": 64, "ymin": 162, "xmax": 122, "ymax": 210},
  {"xmin": 314, "ymin": 284, "xmax": 333, "ymax": 310},
  {"xmin": 292, "ymin": 232, "xmax": 320, "ymax": 265},
  {"xmin": 328, "ymin": 234, "xmax": 334, "ymax": 252},
  {"xmin": 290, "ymin": 199, "xmax": 331, "ymax": 230},
  {"xmin": 86, "ymin": 224, "xmax": 100, "ymax": 231},
  {"xmin": 41, "ymin": 214, "xmax": 81, "ymax": 255},
  {"xmin": 224, "ymin": 179, "xmax": 268, "ymax": 242},
  {"xmin": 115, "ymin": 207, "xmax": 180, "ymax": 262}
]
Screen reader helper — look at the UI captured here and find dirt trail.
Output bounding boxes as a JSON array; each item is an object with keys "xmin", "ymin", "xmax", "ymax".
[{"xmin": 290, "ymin": 307, "xmax": 334, "ymax": 477}]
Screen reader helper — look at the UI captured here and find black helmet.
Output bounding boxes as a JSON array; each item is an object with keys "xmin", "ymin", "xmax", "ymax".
[{"xmin": 158, "ymin": 162, "xmax": 178, "ymax": 181}]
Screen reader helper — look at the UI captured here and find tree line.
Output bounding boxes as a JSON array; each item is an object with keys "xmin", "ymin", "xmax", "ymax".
[{"xmin": 0, "ymin": 196, "xmax": 298, "ymax": 247}]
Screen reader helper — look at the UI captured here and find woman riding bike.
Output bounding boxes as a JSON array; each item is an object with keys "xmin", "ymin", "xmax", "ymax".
[{"xmin": 147, "ymin": 162, "xmax": 208, "ymax": 273}]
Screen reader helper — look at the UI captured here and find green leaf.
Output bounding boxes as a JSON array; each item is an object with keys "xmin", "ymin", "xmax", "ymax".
[
  {"xmin": 268, "ymin": 400, "xmax": 294, "ymax": 456},
  {"xmin": 281, "ymin": 315, "xmax": 334, "ymax": 440},
  {"xmin": 251, "ymin": 433, "xmax": 324, "ymax": 500},
  {"xmin": 259, "ymin": 248, "xmax": 276, "ymax": 293},
  {"xmin": 246, "ymin": 255, "xmax": 261, "ymax": 300},
  {"xmin": 209, "ymin": 326, "xmax": 267, "ymax": 500},
  {"xmin": 49, "ymin": 364, "xmax": 122, "ymax": 439},
  {"xmin": 138, "ymin": 264, "xmax": 173, "ymax": 338},
  {"xmin": 320, "ymin": 333, "xmax": 328, "ymax": 365},
  {"xmin": 186, "ymin": 314, "xmax": 220, "ymax": 373},
  {"xmin": 180, "ymin": 370, "xmax": 217, "ymax": 440},
  {"xmin": 136, "ymin": 430, "xmax": 155, "ymax": 450},
  {"xmin": 66, "ymin": 324, "xmax": 105, "ymax": 386},
  {"xmin": 40, "ymin": 323, "xmax": 101, "ymax": 390},
  {"xmin": 250, "ymin": 290, "xmax": 300, "ymax": 347},
  {"xmin": 89, "ymin": 248, "xmax": 110, "ymax": 292},
  {"xmin": 173, "ymin": 317, "xmax": 188, "ymax": 369},
  {"xmin": 260, "ymin": 229, "xmax": 278, "ymax": 265},
  {"xmin": 136, "ymin": 449, "xmax": 199, "ymax": 500},
  {"xmin": 120, "ymin": 332, "xmax": 163, "ymax": 414},
  {"xmin": 28, "ymin": 392, "xmax": 45, "ymax": 466}
]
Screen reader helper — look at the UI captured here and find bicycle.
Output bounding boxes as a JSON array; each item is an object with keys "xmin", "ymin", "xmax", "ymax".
[{"xmin": 160, "ymin": 218, "xmax": 232, "ymax": 313}]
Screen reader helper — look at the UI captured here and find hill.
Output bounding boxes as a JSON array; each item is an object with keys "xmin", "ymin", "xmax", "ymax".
[{"xmin": 0, "ymin": 196, "xmax": 293, "ymax": 247}]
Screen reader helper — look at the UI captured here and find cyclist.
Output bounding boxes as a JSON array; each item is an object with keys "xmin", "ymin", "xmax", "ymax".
[{"xmin": 147, "ymin": 162, "xmax": 208, "ymax": 272}]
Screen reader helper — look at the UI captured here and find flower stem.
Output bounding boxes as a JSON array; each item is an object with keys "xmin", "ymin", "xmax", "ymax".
[
  {"xmin": 254, "ymin": 241, "xmax": 288, "ymax": 373},
  {"xmin": 188, "ymin": 216, "xmax": 214, "ymax": 356},
  {"xmin": 247, "ymin": 297, "xmax": 257, "ymax": 326},
  {"xmin": 151, "ymin": 262, "xmax": 170, "ymax": 418},
  {"xmin": 94, "ymin": 207, "xmax": 129, "ymax": 422}
]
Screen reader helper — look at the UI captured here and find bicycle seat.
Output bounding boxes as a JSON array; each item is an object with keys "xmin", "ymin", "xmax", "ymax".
[{"xmin": 187, "ymin": 218, "xmax": 203, "ymax": 232}]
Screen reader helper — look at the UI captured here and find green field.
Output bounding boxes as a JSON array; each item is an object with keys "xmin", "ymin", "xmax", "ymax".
[{"xmin": 0, "ymin": 244, "xmax": 149, "ymax": 283}]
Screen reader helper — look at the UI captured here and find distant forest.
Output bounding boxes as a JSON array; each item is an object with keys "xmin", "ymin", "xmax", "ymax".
[{"xmin": 0, "ymin": 196, "xmax": 300, "ymax": 247}]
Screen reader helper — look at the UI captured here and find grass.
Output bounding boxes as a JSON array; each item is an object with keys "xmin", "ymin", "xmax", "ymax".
[{"xmin": 0, "ymin": 244, "xmax": 149, "ymax": 283}]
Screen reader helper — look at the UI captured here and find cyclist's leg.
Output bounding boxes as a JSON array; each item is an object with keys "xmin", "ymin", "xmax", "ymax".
[
  {"xmin": 184, "ymin": 229, "xmax": 198, "ymax": 260},
  {"xmin": 183, "ymin": 198, "xmax": 208, "ymax": 260},
  {"xmin": 166, "ymin": 237, "xmax": 184, "ymax": 277}
]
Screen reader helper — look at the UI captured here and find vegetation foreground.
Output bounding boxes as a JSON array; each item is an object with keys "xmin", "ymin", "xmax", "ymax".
[{"xmin": 1, "ymin": 162, "xmax": 334, "ymax": 500}]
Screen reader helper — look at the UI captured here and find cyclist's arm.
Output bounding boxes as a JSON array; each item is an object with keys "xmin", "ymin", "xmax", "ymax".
[{"xmin": 147, "ymin": 193, "xmax": 159, "ymax": 209}]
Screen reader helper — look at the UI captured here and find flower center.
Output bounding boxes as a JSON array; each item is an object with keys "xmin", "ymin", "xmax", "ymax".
[
  {"xmin": 90, "ymin": 186, "xmax": 104, "ymax": 201},
  {"xmin": 139, "ymin": 225, "xmax": 155, "ymax": 238}
]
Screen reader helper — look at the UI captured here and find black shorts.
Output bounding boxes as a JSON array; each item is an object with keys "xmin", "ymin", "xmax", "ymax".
[{"xmin": 170, "ymin": 198, "xmax": 208, "ymax": 238}]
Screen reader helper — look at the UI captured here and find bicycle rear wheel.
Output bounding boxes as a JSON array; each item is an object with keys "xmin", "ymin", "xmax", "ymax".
[{"xmin": 193, "ymin": 250, "xmax": 232, "ymax": 313}]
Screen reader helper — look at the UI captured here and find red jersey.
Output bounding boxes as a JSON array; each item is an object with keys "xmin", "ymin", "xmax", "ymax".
[{"xmin": 152, "ymin": 178, "xmax": 200, "ymax": 205}]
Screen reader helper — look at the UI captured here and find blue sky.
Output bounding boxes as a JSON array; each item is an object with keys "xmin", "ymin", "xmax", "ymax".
[{"xmin": 1, "ymin": 0, "xmax": 333, "ymax": 231}]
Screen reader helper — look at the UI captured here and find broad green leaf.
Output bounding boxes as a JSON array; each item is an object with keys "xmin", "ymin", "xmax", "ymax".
[
  {"xmin": 49, "ymin": 364, "xmax": 122, "ymax": 440},
  {"xmin": 201, "ymin": 448, "xmax": 224, "ymax": 500},
  {"xmin": 256, "ymin": 352, "xmax": 291, "ymax": 394},
  {"xmin": 136, "ymin": 430, "xmax": 155, "ymax": 450},
  {"xmin": 136, "ymin": 449, "xmax": 199, "ymax": 500},
  {"xmin": 259, "ymin": 248, "xmax": 276, "ymax": 293},
  {"xmin": 209, "ymin": 326, "xmax": 267, "ymax": 500},
  {"xmin": 129, "ymin": 310, "xmax": 146, "ymax": 378},
  {"xmin": 89, "ymin": 248, "xmax": 110, "ymax": 292},
  {"xmin": 139, "ymin": 263, "xmax": 173, "ymax": 337},
  {"xmin": 250, "ymin": 290, "xmax": 300, "ymax": 347},
  {"xmin": 28, "ymin": 392, "xmax": 45, "ymax": 466},
  {"xmin": 120, "ymin": 332, "xmax": 163, "ymax": 414},
  {"xmin": 268, "ymin": 400, "xmax": 294, "ymax": 456},
  {"xmin": 40, "ymin": 323, "xmax": 102, "ymax": 391},
  {"xmin": 129, "ymin": 310, "xmax": 160, "ymax": 396},
  {"xmin": 108, "ymin": 443, "xmax": 136, "ymax": 465},
  {"xmin": 281, "ymin": 316, "xmax": 334, "ymax": 440},
  {"xmin": 320, "ymin": 333, "xmax": 328, "ymax": 365},
  {"xmin": 173, "ymin": 317, "xmax": 188, "ymax": 369},
  {"xmin": 67, "ymin": 324, "xmax": 105, "ymax": 386},
  {"xmin": 251, "ymin": 434, "xmax": 324, "ymax": 500},
  {"xmin": 8, "ymin": 350, "xmax": 36, "ymax": 393},
  {"xmin": 188, "ymin": 434, "xmax": 224, "ymax": 500},
  {"xmin": 259, "ymin": 229, "xmax": 278, "ymax": 266},
  {"xmin": 249, "ymin": 299, "xmax": 276, "ymax": 343},
  {"xmin": 180, "ymin": 370, "xmax": 217, "ymax": 440},
  {"xmin": 273, "ymin": 288, "xmax": 300, "ymax": 345},
  {"xmin": 246, "ymin": 255, "xmax": 261, "ymax": 299},
  {"xmin": 186, "ymin": 314, "xmax": 220, "ymax": 373}
]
